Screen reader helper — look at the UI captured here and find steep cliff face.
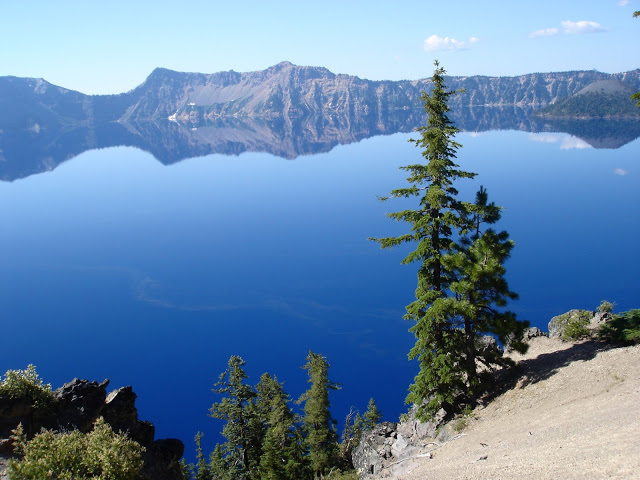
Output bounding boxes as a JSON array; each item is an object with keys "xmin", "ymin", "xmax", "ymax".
[
  {"xmin": 121, "ymin": 61, "xmax": 419, "ymax": 122},
  {"xmin": 444, "ymin": 71, "xmax": 627, "ymax": 107},
  {"xmin": 3, "ymin": 63, "xmax": 639, "ymax": 125},
  {"xmin": 118, "ymin": 63, "xmax": 640, "ymax": 121}
]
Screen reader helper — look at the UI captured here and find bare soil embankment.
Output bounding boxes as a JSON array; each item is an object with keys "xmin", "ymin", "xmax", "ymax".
[{"xmin": 401, "ymin": 337, "xmax": 640, "ymax": 479}]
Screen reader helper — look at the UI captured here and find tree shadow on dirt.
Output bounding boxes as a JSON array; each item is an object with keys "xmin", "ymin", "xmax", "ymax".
[{"xmin": 483, "ymin": 339, "xmax": 614, "ymax": 404}]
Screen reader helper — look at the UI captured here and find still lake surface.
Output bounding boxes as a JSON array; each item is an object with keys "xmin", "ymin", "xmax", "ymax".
[{"xmin": 1, "ymin": 118, "xmax": 639, "ymax": 458}]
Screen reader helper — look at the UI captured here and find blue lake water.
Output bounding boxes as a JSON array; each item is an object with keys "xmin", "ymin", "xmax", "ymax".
[{"xmin": 1, "ymin": 124, "xmax": 639, "ymax": 459}]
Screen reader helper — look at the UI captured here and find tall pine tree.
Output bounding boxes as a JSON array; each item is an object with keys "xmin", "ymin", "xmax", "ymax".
[
  {"xmin": 208, "ymin": 356, "xmax": 263, "ymax": 480},
  {"xmin": 297, "ymin": 351, "xmax": 340, "ymax": 477},
  {"xmin": 256, "ymin": 373, "xmax": 306, "ymax": 480},
  {"xmin": 371, "ymin": 61, "xmax": 527, "ymax": 420},
  {"xmin": 193, "ymin": 432, "xmax": 212, "ymax": 480}
]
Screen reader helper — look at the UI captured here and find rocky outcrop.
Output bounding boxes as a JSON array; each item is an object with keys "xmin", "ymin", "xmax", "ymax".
[
  {"xmin": 0, "ymin": 378, "xmax": 183, "ymax": 480},
  {"xmin": 548, "ymin": 309, "xmax": 613, "ymax": 341},
  {"xmin": 548, "ymin": 309, "xmax": 592, "ymax": 339},
  {"xmin": 49, "ymin": 378, "xmax": 110, "ymax": 433},
  {"xmin": 352, "ymin": 407, "xmax": 451, "ymax": 478},
  {"xmin": 102, "ymin": 386, "xmax": 155, "ymax": 446}
]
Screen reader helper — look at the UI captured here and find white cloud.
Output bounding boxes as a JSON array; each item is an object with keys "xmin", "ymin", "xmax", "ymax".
[
  {"xmin": 561, "ymin": 20, "xmax": 607, "ymax": 34},
  {"xmin": 529, "ymin": 133, "xmax": 559, "ymax": 143},
  {"xmin": 530, "ymin": 20, "xmax": 607, "ymax": 39},
  {"xmin": 618, "ymin": 0, "xmax": 630, "ymax": 6},
  {"xmin": 423, "ymin": 34, "xmax": 479, "ymax": 52},
  {"xmin": 614, "ymin": 168, "xmax": 629, "ymax": 176},
  {"xmin": 560, "ymin": 137, "xmax": 591, "ymax": 149},
  {"xmin": 529, "ymin": 28, "xmax": 560, "ymax": 38}
]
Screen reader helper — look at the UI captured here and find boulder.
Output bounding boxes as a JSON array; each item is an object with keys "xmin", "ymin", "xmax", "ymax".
[
  {"xmin": 524, "ymin": 327, "xmax": 547, "ymax": 339},
  {"xmin": 141, "ymin": 438, "xmax": 185, "ymax": 480},
  {"xmin": 592, "ymin": 312, "xmax": 610, "ymax": 324},
  {"xmin": 102, "ymin": 386, "xmax": 155, "ymax": 446},
  {"xmin": 0, "ymin": 396, "xmax": 34, "ymax": 450},
  {"xmin": 476, "ymin": 335, "xmax": 503, "ymax": 357},
  {"xmin": 0, "ymin": 453, "xmax": 10, "ymax": 480},
  {"xmin": 548, "ymin": 309, "xmax": 593, "ymax": 339}
]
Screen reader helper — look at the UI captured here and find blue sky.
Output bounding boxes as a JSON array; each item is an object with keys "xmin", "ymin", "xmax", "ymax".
[{"xmin": 1, "ymin": 0, "xmax": 638, "ymax": 94}]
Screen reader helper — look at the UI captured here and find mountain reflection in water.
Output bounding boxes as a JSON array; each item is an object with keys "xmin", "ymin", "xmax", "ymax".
[{"xmin": 2, "ymin": 107, "xmax": 639, "ymax": 182}]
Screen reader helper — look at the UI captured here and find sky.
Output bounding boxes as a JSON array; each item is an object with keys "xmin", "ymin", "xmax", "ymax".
[{"xmin": 1, "ymin": 0, "xmax": 638, "ymax": 95}]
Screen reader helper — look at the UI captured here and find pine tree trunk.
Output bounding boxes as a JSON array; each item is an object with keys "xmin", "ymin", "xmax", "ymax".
[{"xmin": 464, "ymin": 315, "xmax": 477, "ymax": 390}]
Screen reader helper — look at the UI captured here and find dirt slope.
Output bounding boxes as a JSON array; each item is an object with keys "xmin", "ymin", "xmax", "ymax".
[{"xmin": 399, "ymin": 337, "xmax": 640, "ymax": 480}]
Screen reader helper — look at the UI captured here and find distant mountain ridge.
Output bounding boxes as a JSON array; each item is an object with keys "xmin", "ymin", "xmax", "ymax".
[
  {"xmin": 2, "ymin": 62, "xmax": 640, "ymax": 127},
  {"xmin": 2, "ymin": 63, "xmax": 640, "ymax": 181}
]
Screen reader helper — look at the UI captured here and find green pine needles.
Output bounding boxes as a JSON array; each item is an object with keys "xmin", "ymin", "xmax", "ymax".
[
  {"xmin": 371, "ymin": 61, "xmax": 529, "ymax": 421},
  {"xmin": 193, "ymin": 352, "xmax": 364, "ymax": 480},
  {"xmin": 298, "ymin": 351, "xmax": 341, "ymax": 477}
]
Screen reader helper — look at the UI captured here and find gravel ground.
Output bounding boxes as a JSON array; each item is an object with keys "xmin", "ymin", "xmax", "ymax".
[{"xmin": 398, "ymin": 337, "xmax": 640, "ymax": 480}]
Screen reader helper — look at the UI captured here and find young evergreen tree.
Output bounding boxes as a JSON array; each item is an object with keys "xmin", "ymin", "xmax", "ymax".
[
  {"xmin": 208, "ymin": 444, "xmax": 227, "ymax": 480},
  {"xmin": 449, "ymin": 186, "xmax": 529, "ymax": 398},
  {"xmin": 256, "ymin": 373, "xmax": 307, "ymax": 480},
  {"xmin": 298, "ymin": 351, "xmax": 341, "ymax": 477},
  {"xmin": 193, "ymin": 432, "xmax": 212, "ymax": 480},
  {"xmin": 371, "ymin": 61, "xmax": 527, "ymax": 420},
  {"xmin": 362, "ymin": 398, "xmax": 383, "ymax": 429},
  {"xmin": 208, "ymin": 356, "xmax": 263, "ymax": 480}
]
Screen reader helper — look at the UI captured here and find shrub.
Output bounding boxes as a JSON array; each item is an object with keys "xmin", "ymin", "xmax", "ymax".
[
  {"xmin": 598, "ymin": 309, "xmax": 640, "ymax": 346},
  {"xmin": 0, "ymin": 364, "xmax": 54, "ymax": 413},
  {"xmin": 597, "ymin": 300, "xmax": 614, "ymax": 313},
  {"xmin": 9, "ymin": 417, "xmax": 145, "ymax": 480},
  {"xmin": 560, "ymin": 311, "xmax": 592, "ymax": 341},
  {"xmin": 321, "ymin": 469, "xmax": 359, "ymax": 480}
]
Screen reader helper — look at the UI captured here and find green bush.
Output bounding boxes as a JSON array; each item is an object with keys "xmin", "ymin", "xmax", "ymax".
[
  {"xmin": 0, "ymin": 364, "xmax": 54, "ymax": 413},
  {"xmin": 9, "ymin": 417, "xmax": 145, "ymax": 480},
  {"xmin": 561, "ymin": 311, "xmax": 592, "ymax": 341},
  {"xmin": 597, "ymin": 300, "xmax": 614, "ymax": 313},
  {"xmin": 321, "ymin": 469, "xmax": 359, "ymax": 480},
  {"xmin": 598, "ymin": 309, "xmax": 640, "ymax": 346}
]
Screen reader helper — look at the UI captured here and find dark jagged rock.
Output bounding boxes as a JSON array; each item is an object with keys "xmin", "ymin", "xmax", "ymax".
[
  {"xmin": 102, "ymin": 386, "xmax": 155, "ymax": 446},
  {"xmin": 0, "ymin": 378, "xmax": 183, "ymax": 480},
  {"xmin": 0, "ymin": 397, "xmax": 33, "ymax": 438},
  {"xmin": 142, "ymin": 439, "xmax": 185, "ymax": 480},
  {"xmin": 50, "ymin": 378, "xmax": 109, "ymax": 432}
]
